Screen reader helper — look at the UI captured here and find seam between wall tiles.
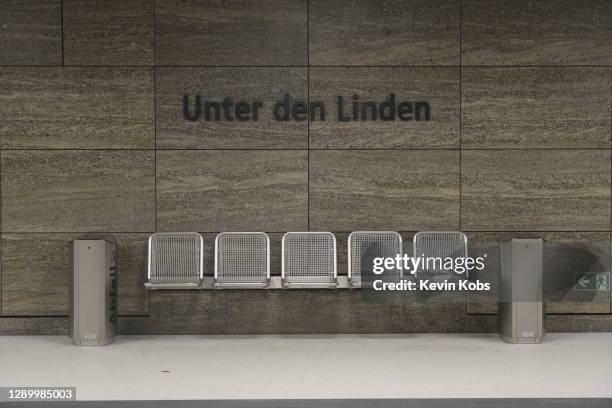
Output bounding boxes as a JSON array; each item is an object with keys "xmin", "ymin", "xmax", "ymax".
[
  {"xmin": 0, "ymin": 315, "xmax": 68, "ymax": 319},
  {"xmin": 153, "ymin": 0, "xmax": 157, "ymax": 235},
  {"xmin": 60, "ymin": 0, "xmax": 64, "ymax": 66},
  {"xmin": 459, "ymin": 0, "xmax": 462, "ymax": 234},
  {"xmin": 1, "ymin": 312, "xmax": 606, "ymax": 318},
  {"xmin": 307, "ymin": 0, "xmax": 310, "ymax": 231},
  {"xmin": 0, "ymin": 232, "xmax": 158, "ymax": 235},
  {"xmin": 2, "ymin": 148, "xmax": 612, "ymax": 151},
  {"xmin": 8, "ymin": 65, "xmax": 612, "ymax": 69},
  {"xmin": 150, "ymin": 0, "xmax": 156, "ymax": 317},
  {"xmin": 4, "ymin": 65, "xmax": 612, "ymax": 68},
  {"xmin": 0, "ymin": 150, "xmax": 2, "ymax": 316},
  {"xmin": 0, "ymin": 314, "xmax": 147, "ymax": 319},
  {"xmin": 459, "ymin": 0, "xmax": 465, "ymax": 315},
  {"xmin": 4, "ymin": 230, "xmax": 612, "ymax": 234},
  {"xmin": 466, "ymin": 312, "xmax": 612, "ymax": 316}
]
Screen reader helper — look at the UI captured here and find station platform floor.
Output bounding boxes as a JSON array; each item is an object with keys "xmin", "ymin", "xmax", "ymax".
[{"xmin": 0, "ymin": 333, "xmax": 610, "ymax": 401}]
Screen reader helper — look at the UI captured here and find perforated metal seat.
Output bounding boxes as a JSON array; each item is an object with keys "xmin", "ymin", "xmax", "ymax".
[
  {"xmin": 413, "ymin": 231, "xmax": 468, "ymax": 280},
  {"xmin": 348, "ymin": 231, "xmax": 402, "ymax": 287},
  {"xmin": 282, "ymin": 232, "xmax": 337, "ymax": 288},
  {"xmin": 145, "ymin": 232, "xmax": 203, "ymax": 290},
  {"xmin": 214, "ymin": 232, "xmax": 270, "ymax": 289}
]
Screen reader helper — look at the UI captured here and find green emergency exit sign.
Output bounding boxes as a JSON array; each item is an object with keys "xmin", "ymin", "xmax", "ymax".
[{"xmin": 574, "ymin": 272, "xmax": 610, "ymax": 290}]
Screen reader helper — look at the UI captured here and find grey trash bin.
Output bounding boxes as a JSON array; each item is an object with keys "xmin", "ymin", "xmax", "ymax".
[
  {"xmin": 70, "ymin": 240, "xmax": 117, "ymax": 346},
  {"xmin": 498, "ymin": 239, "xmax": 545, "ymax": 344}
]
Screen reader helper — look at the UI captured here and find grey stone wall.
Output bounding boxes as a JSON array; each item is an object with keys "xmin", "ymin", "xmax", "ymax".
[{"xmin": 1, "ymin": 0, "xmax": 611, "ymax": 334}]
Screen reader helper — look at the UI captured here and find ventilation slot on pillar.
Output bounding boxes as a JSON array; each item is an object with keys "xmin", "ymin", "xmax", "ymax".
[
  {"xmin": 282, "ymin": 232, "xmax": 337, "ymax": 288},
  {"xmin": 214, "ymin": 232, "xmax": 270, "ymax": 289},
  {"xmin": 413, "ymin": 231, "xmax": 468, "ymax": 281},
  {"xmin": 348, "ymin": 231, "xmax": 402, "ymax": 287},
  {"xmin": 145, "ymin": 232, "xmax": 203, "ymax": 290}
]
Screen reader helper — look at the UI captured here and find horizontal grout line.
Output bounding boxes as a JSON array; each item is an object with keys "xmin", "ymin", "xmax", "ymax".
[
  {"xmin": 2, "ymin": 65, "xmax": 612, "ymax": 69},
  {"xmin": 167, "ymin": 148, "xmax": 612, "ymax": 151},
  {"xmin": 461, "ymin": 230, "xmax": 612, "ymax": 233},
  {"xmin": 0, "ymin": 315, "xmax": 67, "ymax": 318},
  {"xmin": 0, "ymin": 231, "xmax": 392, "ymax": 235},
  {"xmin": 467, "ymin": 312, "xmax": 612, "ymax": 316},
  {"xmin": 0, "ymin": 65, "xmax": 155, "ymax": 68},
  {"xmin": 0, "ymin": 232, "xmax": 157, "ymax": 235},
  {"xmin": 1, "ymin": 231, "xmax": 612, "ymax": 235},
  {"xmin": 2, "ymin": 148, "xmax": 612, "ymax": 152},
  {"xmin": 2, "ymin": 313, "xmax": 610, "ymax": 318},
  {"xmin": 153, "ymin": 148, "xmax": 464, "ymax": 151},
  {"xmin": 0, "ymin": 314, "xmax": 150, "ymax": 319},
  {"xmin": 460, "ymin": 147, "xmax": 612, "ymax": 151},
  {"xmin": 0, "ymin": 148, "xmax": 157, "ymax": 151},
  {"xmin": 460, "ymin": 65, "xmax": 612, "ymax": 69},
  {"xmin": 547, "ymin": 312, "xmax": 612, "ymax": 316}
]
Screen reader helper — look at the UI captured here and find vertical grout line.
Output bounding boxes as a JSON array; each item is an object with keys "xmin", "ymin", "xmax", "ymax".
[
  {"xmin": 459, "ymin": 0, "xmax": 463, "ymax": 236},
  {"xmin": 307, "ymin": 0, "xmax": 310, "ymax": 231},
  {"xmin": 459, "ymin": 0, "xmax": 467, "ymax": 315},
  {"xmin": 60, "ymin": 0, "xmax": 64, "ymax": 65},
  {"xmin": 150, "ymin": 0, "xmax": 157, "ymax": 316},
  {"xmin": 153, "ymin": 0, "xmax": 157, "ymax": 234},
  {"xmin": 0, "ymin": 150, "xmax": 2, "ymax": 316}
]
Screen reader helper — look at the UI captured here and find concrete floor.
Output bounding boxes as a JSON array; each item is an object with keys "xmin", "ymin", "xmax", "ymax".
[{"xmin": 0, "ymin": 333, "xmax": 610, "ymax": 401}]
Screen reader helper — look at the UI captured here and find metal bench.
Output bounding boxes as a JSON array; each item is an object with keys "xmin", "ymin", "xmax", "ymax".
[
  {"xmin": 214, "ymin": 232, "xmax": 270, "ymax": 289},
  {"xmin": 348, "ymin": 231, "xmax": 402, "ymax": 287},
  {"xmin": 145, "ymin": 232, "xmax": 204, "ymax": 290},
  {"xmin": 282, "ymin": 232, "xmax": 337, "ymax": 288},
  {"xmin": 413, "ymin": 231, "xmax": 468, "ymax": 281}
]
